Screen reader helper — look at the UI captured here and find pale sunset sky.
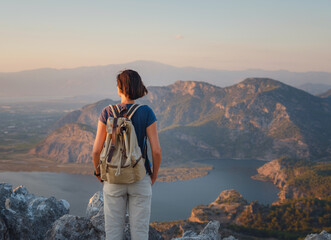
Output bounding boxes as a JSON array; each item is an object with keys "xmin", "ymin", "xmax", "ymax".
[{"xmin": 1, "ymin": 0, "xmax": 331, "ymax": 72}]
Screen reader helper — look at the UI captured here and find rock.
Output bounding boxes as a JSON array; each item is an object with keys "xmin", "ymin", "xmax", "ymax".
[
  {"xmin": 86, "ymin": 191, "xmax": 104, "ymax": 219},
  {"xmin": 172, "ymin": 221, "xmax": 221, "ymax": 240},
  {"xmin": 0, "ymin": 184, "xmax": 69, "ymax": 240},
  {"xmin": 0, "ymin": 183, "xmax": 12, "ymax": 212},
  {"xmin": 49, "ymin": 191, "xmax": 163, "ymax": 240},
  {"xmin": 90, "ymin": 210, "xmax": 105, "ymax": 233},
  {"xmin": 305, "ymin": 230, "xmax": 331, "ymax": 240},
  {"xmin": 198, "ymin": 221, "xmax": 220, "ymax": 240},
  {"xmin": 0, "ymin": 217, "xmax": 9, "ymax": 240},
  {"xmin": 223, "ymin": 236, "xmax": 238, "ymax": 240},
  {"xmin": 212, "ymin": 190, "xmax": 247, "ymax": 205},
  {"xmin": 161, "ymin": 224, "xmax": 183, "ymax": 240},
  {"xmin": 182, "ymin": 231, "xmax": 198, "ymax": 238},
  {"xmin": 189, "ymin": 190, "xmax": 248, "ymax": 224},
  {"xmin": 46, "ymin": 214, "xmax": 103, "ymax": 240},
  {"xmin": 254, "ymin": 158, "xmax": 287, "ymax": 188}
]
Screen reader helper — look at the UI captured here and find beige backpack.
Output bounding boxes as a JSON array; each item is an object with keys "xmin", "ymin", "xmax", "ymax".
[{"xmin": 99, "ymin": 104, "xmax": 146, "ymax": 184}]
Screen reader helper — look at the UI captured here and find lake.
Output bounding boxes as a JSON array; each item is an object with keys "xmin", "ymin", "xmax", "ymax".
[{"xmin": 0, "ymin": 159, "xmax": 279, "ymax": 221}]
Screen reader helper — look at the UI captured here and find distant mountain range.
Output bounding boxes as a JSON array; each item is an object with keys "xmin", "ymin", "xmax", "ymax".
[
  {"xmin": 32, "ymin": 78, "xmax": 331, "ymax": 165},
  {"xmin": 318, "ymin": 89, "xmax": 331, "ymax": 98},
  {"xmin": 1, "ymin": 60, "xmax": 331, "ymax": 101}
]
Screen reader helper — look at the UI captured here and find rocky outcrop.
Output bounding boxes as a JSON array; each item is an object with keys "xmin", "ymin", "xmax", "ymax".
[
  {"xmin": 1, "ymin": 183, "xmax": 327, "ymax": 240},
  {"xmin": 253, "ymin": 158, "xmax": 287, "ymax": 188},
  {"xmin": 188, "ymin": 190, "xmax": 248, "ymax": 224},
  {"xmin": 305, "ymin": 230, "xmax": 331, "ymax": 240},
  {"xmin": 171, "ymin": 220, "xmax": 239, "ymax": 240},
  {"xmin": 47, "ymin": 191, "xmax": 164, "ymax": 240},
  {"xmin": 0, "ymin": 183, "xmax": 69, "ymax": 240},
  {"xmin": 47, "ymin": 215, "xmax": 101, "ymax": 240},
  {"xmin": 172, "ymin": 221, "xmax": 222, "ymax": 240},
  {"xmin": 252, "ymin": 158, "xmax": 306, "ymax": 200}
]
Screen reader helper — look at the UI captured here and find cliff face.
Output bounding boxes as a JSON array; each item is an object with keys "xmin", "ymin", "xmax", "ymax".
[
  {"xmin": 253, "ymin": 158, "xmax": 310, "ymax": 200},
  {"xmin": 254, "ymin": 159, "xmax": 288, "ymax": 188},
  {"xmin": 32, "ymin": 123, "xmax": 95, "ymax": 163},
  {"xmin": 32, "ymin": 78, "xmax": 331, "ymax": 165}
]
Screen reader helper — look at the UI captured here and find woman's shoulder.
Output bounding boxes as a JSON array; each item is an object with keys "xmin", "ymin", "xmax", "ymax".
[
  {"xmin": 137, "ymin": 104, "xmax": 155, "ymax": 115},
  {"xmin": 138, "ymin": 104, "xmax": 153, "ymax": 111}
]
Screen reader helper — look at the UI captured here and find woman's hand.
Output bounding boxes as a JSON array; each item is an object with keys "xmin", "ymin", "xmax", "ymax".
[
  {"xmin": 96, "ymin": 175, "xmax": 104, "ymax": 184},
  {"xmin": 147, "ymin": 122, "xmax": 161, "ymax": 186},
  {"xmin": 150, "ymin": 173, "xmax": 157, "ymax": 185},
  {"xmin": 92, "ymin": 121, "xmax": 107, "ymax": 184}
]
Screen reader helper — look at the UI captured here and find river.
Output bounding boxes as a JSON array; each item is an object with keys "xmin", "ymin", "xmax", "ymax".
[{"xmin": 0, "ymin": 159, "xmax": 279, "ymax": 221}]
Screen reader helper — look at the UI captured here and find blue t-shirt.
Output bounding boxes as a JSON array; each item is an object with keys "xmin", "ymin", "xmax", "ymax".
[{"xmin": 99, "ymin": 103, "xmax": 157, "ymax": 169}]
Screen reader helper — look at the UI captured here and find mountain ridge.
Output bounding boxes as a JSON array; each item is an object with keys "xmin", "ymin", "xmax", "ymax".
[{"xmin": 33, "ymin": 78, "xmax": 331, "ymax": 165}]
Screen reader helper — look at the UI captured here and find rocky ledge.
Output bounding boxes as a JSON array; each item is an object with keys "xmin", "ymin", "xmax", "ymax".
[
  {"xmin": 0, "ymin": 183, "xmax": 70, "ymax": 240},
  {"xmin": 188, "ymin": 190, "xmax": 248, "ymax": 224},
  {"xmin": 1, "ymin": 183, "xmax": 330, "ymax": 240}
]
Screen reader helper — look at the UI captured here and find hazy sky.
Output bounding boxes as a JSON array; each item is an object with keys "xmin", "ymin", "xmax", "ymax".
[{"xmin": 1, "ymin": 0, "xmax": 331, "ymax": 72}]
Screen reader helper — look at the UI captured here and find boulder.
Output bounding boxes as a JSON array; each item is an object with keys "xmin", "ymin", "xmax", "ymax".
[
  {"xmin": 0, "ymin": 216, "xmax": 9, "ymax": 240},
  {"xmin": 223, "ymin": 236, "xmax": 238, "ymax": 240},
  {"xmin": 172, "ymin": 221, "xmax": 221, "ymax": 240},
  {"xmin": 46, "ymin": 214, "xmax": 103, "ymax": 240},
  {"xmin": 0, "ymin": 184, "xmax": 69, "ymax": 240},
  {"xmin": 86, "ymin": 191, "xmax": 104, "ymax": 219},
  {"xmin": 305, "ymin": 230, "xmax": 331, "ymax": 240},
  {"xmin": 0, "ymin": 183, "xmax": 12, "ymax": 212}
]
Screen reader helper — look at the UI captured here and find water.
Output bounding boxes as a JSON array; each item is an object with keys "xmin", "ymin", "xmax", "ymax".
[{"xmin": 0, "ymin": 159, "xmax": 279, "ymax": 221}]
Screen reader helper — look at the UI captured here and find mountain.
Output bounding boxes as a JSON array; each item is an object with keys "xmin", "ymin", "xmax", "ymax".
[
  {"xmin": 299, "ymin": 83, "xmax": 331, "ymax": 95},
  {"xmin": 51, "ymin": 99, "xmax": 117, "ymax": 130},
  {"xmin": 1, "ymin": 60, "xmax": 331, "ymax": 101},
  {"xmin": 318, "ymin": 89, "xmax": 331, "ymax": 98},
  {"xmin": 32, "ymin": 78, "xmax": 331, "ymax": 165},
  {"xmin": 31, "ymin": 123, "xmax": 95, "ymax": 163}
]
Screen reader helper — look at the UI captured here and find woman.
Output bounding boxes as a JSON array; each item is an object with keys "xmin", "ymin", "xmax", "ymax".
[{"xmin": 92, "ymin": 70, "xmax": 161, "ymax": 240}]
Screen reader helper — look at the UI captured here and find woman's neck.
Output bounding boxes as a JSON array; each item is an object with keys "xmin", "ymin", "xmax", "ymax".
[{"xmin": 120, "ymin": 96, "xmax": 134, "ymax": 104}]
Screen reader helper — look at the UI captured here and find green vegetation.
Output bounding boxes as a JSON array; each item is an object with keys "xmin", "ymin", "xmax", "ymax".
[
  {"xmin": 237, "ymin": 198, "xmax": 331, "ymax": 238},
  {"xmin": 279, "ymin": 157, "xmax": 331, "ymax": 200},
  {"xmin": 233, "ymin": 157, "xmax": 331, "ymax": 239},
  {"xmin": 268, "ymin": 121, "xmax": 301, "ymax": 139}
]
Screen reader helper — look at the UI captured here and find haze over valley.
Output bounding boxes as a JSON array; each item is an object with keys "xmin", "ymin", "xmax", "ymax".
[{"xmin": 1, "ymin": 60, "xmax": 331, "ymax": 103}]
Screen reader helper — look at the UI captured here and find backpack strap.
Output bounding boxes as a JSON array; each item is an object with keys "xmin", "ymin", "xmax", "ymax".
[
  {"xmin": 107, "ymin": 105, "xmax": 119, "ymax": 163},
  {"xmin": 127, "ymin": 104, "xmax": 141, "ymax": 120},
  {"xmin": 109, "ymin": 105, "xmax": 119, "ymax": 118},
  {"xmin": 144, "ymin": 136, "xmax": 152, "ymax": 175}
]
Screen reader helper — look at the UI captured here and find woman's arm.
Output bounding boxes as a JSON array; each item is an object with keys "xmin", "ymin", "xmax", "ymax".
[
  {"xmin": 146, "ymin": 122, "xmax": 161, "ymax": 185},
  {"xmin": 92, "ymin": 120, "xmax": 107, "ymax": 182}
]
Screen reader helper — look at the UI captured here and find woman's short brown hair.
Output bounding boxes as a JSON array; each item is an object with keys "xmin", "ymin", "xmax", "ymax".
[{"xmin": 116, "ymin": 70, "xmax": 148, "ymax": 100}]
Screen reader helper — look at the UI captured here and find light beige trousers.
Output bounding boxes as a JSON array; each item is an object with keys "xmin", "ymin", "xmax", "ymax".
[{"xmin": 103, "ymin": 175, "xmax": 152, "ymax": 240}]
